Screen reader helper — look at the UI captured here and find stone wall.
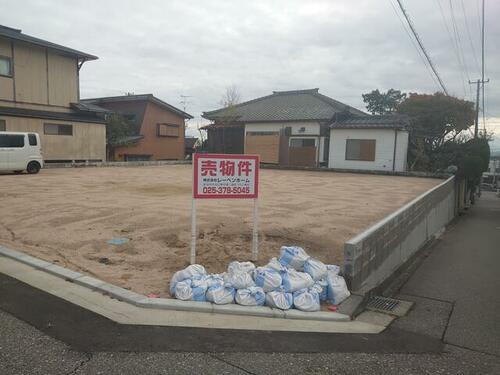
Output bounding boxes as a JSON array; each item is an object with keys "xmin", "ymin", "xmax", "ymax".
[{"xmin": 343, "ymin": 176, "xmax": 457, "ymax": 293}]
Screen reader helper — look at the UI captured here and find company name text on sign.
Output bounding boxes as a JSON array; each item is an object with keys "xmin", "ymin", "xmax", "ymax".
[{"xmin": 193, "ymin": 154, "xmax": 259, "ymax": 199}]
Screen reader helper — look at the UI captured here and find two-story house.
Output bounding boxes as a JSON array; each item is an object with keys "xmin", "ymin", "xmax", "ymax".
[
  {"xmin": 0, "ymin": 25, "xmax": 106, "ymax": 162},
  {"xmin": 81, "ymin": 94, "xmax": 192, "ymax": 161}
]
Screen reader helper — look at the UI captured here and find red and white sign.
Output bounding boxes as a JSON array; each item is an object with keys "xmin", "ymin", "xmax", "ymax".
[{"xmin": 193, "ymin": 153, "xmax": 259, "ymax": 199}]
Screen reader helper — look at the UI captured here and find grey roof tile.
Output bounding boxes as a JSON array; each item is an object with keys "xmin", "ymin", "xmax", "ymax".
[
  {"xmin": 202, "ymin": 88, "xmax": 367, "ymax": 122},
  {"xmin": 330, "ymin": 114, "xmax": 410, "ymax": 129}
]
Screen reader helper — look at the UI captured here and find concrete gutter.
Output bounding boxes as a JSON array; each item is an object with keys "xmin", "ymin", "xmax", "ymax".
[{"xmin": 0, "ymin": 245, "xmax": 365, "ymax": 329}]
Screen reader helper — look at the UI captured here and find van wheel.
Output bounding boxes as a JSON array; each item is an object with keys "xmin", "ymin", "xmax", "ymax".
[
  {"xmin": 14, "ymin": 170, "xmax": 23, "ymax": 174},
  {"xmin": 27, "ymin": 161, "xmax": 41, "ymax": 174}
]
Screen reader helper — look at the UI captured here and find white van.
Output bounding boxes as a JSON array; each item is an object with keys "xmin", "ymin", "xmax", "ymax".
[{"xmin": 0, "ymin": 132, "xmax": 44, "ymax": 174}]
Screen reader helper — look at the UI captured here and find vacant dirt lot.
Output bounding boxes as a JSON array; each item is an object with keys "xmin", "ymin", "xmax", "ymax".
[{"xmin": 0, "ymin": 166, "xmax": 440, "ymax": 296}]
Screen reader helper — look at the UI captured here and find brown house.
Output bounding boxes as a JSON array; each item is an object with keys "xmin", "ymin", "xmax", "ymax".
[{"xmin": 82, "ymin": 94, "xmax": 193, "ymax": 161}]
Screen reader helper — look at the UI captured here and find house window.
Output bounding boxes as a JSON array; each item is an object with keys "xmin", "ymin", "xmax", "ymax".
[
  {"xmin": 0, "ymin": 56, "xmax": 12, "ymax": 77},
  {"xmin": 44, "ymin": 123, "xmax": 73, "ymax": 136},
  {"xmin": 290, "ymin": 138, "xmax": 316, "ymax": 147},
  {"xmin": 157, "ymin": 123, "xmax": 179, "ymax": 137},
  {"xmin": 0, "ymin": 119, "xmax": 6, "ymax": 131},
  {"xmin": 345, "ymin": 139, "xmax": 376, "ymax": 161},
  {"xmin": 0, "ymin": 134, "xmax": 24, "ymax": 148}
]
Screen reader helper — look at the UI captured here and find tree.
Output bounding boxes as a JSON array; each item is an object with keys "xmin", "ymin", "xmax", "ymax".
[
  {"xmin": 219, "ymin": 84, "xmax": 241, "ymax": 108},
  {"xmin": 362, "ymin": 89, "xmax": 407, "ymax": 115},
  {"xmin": 397, "ymin": 92, "xmax": 475, "ymax": 171},
  {"xmin": 105, "ymin": 113, "xmax": 133, "ymax": 160}
]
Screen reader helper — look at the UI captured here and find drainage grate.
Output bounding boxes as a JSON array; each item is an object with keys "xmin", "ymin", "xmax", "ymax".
[{"xmin": 365, "ymin": 296, "xmax": 413, "ymax": 316}]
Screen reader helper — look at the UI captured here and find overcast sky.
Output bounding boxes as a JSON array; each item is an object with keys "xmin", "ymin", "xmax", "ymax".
[{"xmin": 2, "ymin": 0, "xmax": 499, "ymax": 147}]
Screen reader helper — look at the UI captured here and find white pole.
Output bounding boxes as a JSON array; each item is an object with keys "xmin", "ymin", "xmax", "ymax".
[
  {"xmin": 252, "ymin": 198, "xmax": 259, "ymax": 261},
  {"xmin": 190, "ymin": 198, "xmax": 197, "ymax": 264}
]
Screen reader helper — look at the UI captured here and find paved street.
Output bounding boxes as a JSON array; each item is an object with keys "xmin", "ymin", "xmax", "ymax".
[{"xmin": 1, "ymin": 192, "xmax": 499, "ymax": 374}]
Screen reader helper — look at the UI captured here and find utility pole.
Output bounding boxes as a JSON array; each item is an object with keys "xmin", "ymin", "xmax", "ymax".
[
  {"xmin": 481, "ymin": 0, "xmax": 486, "ymax": 133},
  {"xmin": 469, "ymin": 79, "xmax": 489, "ymax": 139}
]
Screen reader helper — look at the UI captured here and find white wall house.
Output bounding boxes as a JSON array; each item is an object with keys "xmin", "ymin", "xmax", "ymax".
[{"xmin": 328, "ymin": 116, "xmax": 410, "ymax": 172}]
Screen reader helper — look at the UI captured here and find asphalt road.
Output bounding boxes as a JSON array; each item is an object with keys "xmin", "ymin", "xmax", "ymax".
[{"xmin": 1, "ymin": 192, "xmax": 499, "ymax": 374}]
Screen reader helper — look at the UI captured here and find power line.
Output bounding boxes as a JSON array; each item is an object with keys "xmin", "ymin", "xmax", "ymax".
[
  {"xmin": 460, "ymin": 0, "xmax": 481, "ymax": 74},
  {"xmin": 388, "ymin": 0, "xmax": 441, "ymax": 90},
  {"xmin": 435, "ymin": 0, "xmax": 468, "ymax": 97},
  {"xmin": 395, "ymin": 0, "xmax": 450, "ymax": 95},
  {"xmin": 448, "ymin": 0, "xmax": 471, "ymax": 98}
]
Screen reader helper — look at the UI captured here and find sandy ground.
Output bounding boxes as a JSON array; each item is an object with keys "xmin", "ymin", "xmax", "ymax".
[{"xmin": 0, "ymin": 166, "xmax": 440, "ymax": 296}]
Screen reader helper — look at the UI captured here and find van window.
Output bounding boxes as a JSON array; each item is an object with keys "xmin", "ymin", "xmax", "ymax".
[
  {"xmin": 0, "ymin": 134, "xmax": 25, "ymax": 148},
  {"xmin": 44, "ymin": 123, "xmax": 73, "ymax": 136},
  {"xmin": 28, "ymin": 134, "xmax": 37, "ymax": 146},
  {"xmin": 0, "ymin": 119, "xmax": 5, "ymax": 131}
]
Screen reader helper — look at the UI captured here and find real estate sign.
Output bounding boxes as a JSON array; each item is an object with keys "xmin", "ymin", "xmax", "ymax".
[
  {"xmin": 190, "ymin": 153, "xmax": 260, "ymax": 264},
  {"xmin": 193, "ymin": 154, "xmax": 259, "ymax": 199}
]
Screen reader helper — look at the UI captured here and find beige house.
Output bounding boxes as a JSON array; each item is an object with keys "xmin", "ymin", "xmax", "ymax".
[{"xmin": 0, "ymin": 25, "xmax": 106, "ymax": 162}]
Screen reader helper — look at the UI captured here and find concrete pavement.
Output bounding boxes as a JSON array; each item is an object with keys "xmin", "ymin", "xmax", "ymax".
[{"xmin": 394, "ymin": 191, "xmax": 500, "ymax": 356}]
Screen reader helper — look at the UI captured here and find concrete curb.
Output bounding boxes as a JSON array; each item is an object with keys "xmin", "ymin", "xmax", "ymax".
[
  {"xmin": 43, "ymin": 160, "xmax": 191, "ymax": 169},
  {"xmin": 0, "ymin": 245, "xmax": 350, "ymax": 322}
]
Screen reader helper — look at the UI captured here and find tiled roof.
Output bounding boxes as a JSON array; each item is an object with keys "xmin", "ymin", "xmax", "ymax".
[
  {"xmin": 81, "ymin": 94, "xmax": 193, "ymax": 119},
  {"xmin": 330, "ymin": 114, "xmax": 410, "ymax": 129},
  {"xmin": 202, "ymin": 88, "xmax": 367, "ymax": 122},
  {"xmin": 0, "ymin": 24, "xmax": 97, "ymax": 61}
]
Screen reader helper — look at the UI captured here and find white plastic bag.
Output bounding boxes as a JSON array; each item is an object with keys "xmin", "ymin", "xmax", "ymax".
[
  {"xmin": 205, "ymin": 274, "xmax": 224, "ymax": 288},
  {"xmin": 281, "ymin": 269, "xmax": 314, "ymax": 293},
  {"xmin": 265, "ymin": 288, "xmax": 293, "ymax": 310},
  {"xmin": 253, "ymin": 267, "xmax": 282, "ymax": 292},
  {"xmin": 224, "ymin": 271, "xmax": 255, "ymax": 289},
  {"xmin": 235, "ymin": 286, "xmax": 265, "ymax": 306},
  {"xmin": 228, "ymin": 261, "xmax": 256, "ymax": 275},
  {"xmin": 174, "ymin": 279, "xmax": 193, "ymax": 301},
  {"xmin": 174, "ymin": 276, "xmax": 208, "ymax": 302},
  {"xmin": 326, "ymin": 264, "xmax": 341, "ymax": 276},
  {"xmin": 314, "ymin": 279, "xmax": 328, "ymax": 301},
  {"xmin": 206, "ymin": 284, "xmax": 235, "ymax": 305},
  {"xmin": 169, "ymin": 264, "xmax": 206, "ymax": 295},
  {"xmin": 265, "ymin": 257, "xmax": 288, "ymax": 273},
  {"xmin": 278, "ymin": 246, "xmax": 310, "ymax": 270},
  {"xmin": 326, "ymin": 273, "xmax": 350, "ymax": 305},
  {"xmin": 293, "ymin": 287, "xmax": 320, "ymax": 312},
  {"xmin": 303, "ymin": 258, "xmax": 327, "ymax": 281}
]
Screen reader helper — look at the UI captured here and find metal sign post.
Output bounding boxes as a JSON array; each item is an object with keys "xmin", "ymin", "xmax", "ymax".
[
  {"xmin": 190, "ymin": 153, "xmax": 260, "ymax": 264},
  {"xmin": 252, "ymin": 198, "xmax": 259, "ymax": 261},
  {"xmin": 190, "ymin": 197, "xmax": 197, "ymax": 265}
]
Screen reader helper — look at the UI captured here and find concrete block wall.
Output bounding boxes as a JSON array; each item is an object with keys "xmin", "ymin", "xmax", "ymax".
[{"xmin": 343, "ymin": 176, "xmax": 456, "ymax": 293}]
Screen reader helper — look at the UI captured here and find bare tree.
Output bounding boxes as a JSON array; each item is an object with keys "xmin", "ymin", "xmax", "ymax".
[{"xmin": 219, "ymin": 84, "xmax": 241, "ymax": 108}]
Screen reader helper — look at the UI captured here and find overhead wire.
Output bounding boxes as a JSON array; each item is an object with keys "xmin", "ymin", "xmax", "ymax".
[
  {"xmin": 435, "ymin": 0, "xmax": 468, "ymax": 98},
  {"xmin": 388, "ymin": 0, "xmax": 442, "ymax": 91},
  {"xmin": 460, "ymin": 0, "xmax": 481, "ymax": 74},
  {"xmin": 394, "ymin": 0, "xmax": 449, "ymax": 95},
  {"xmin": 448, "ymin": 0, "xmax": 472, "ymax": 98}
]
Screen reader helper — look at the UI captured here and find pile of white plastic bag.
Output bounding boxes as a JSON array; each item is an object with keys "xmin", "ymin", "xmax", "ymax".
[{"xmin": 169, "ymin": 246, "xmax": 350, "ymax": 312}]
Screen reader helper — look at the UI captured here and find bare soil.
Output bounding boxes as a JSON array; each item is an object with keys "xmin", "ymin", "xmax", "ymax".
[{"xmin": 0, "ymin": 166, "xmax": 440, "ymax": 296}]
